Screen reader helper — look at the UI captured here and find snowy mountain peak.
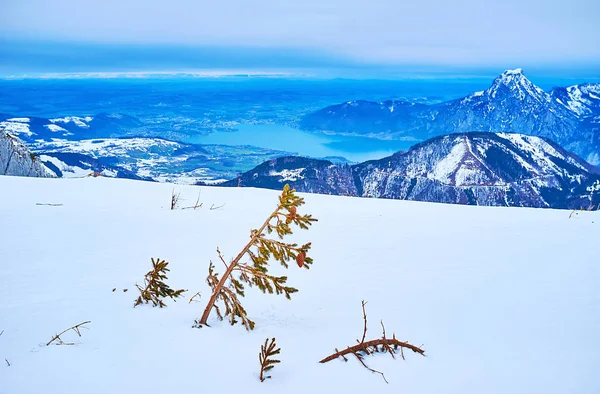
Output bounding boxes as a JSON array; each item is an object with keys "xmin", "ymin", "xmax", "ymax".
[
  {"xmin": 503, "ymin": 68, "xmax": 523, "ymax": 75},
  {"xmin": 485, "ymin": 68, "xmax": 548, "ymax": 102}
]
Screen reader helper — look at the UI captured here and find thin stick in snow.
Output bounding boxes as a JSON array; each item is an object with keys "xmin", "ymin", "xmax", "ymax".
[{"xmin": 46, "ymin": 321, "xmax": 91, "ymax": 346}]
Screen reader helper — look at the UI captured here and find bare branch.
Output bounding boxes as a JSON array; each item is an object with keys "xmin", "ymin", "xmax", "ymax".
[
  {"xmin": 320, "ymin": 301, "xmax": 425, "ymax": 383},
  {"xmin": 46, "ymin": 321, "xmax": 91, "ymax": 346},
  {"xmin": 352, "ymin": 351, "xmax": 388, "ymax": 383},
  {"xmin": 216, "ymin": 248, "xmax": 230, "ymax": 270},
  {"xmin": 170, "ymin": 189, "xmax": 181, "ymax": 210},
  {"xmin": 181, "ymin": 192, "xmax": 203, "ymax": 210},
  {"xmin": 360, "ymin": 300, "xmax": 368, "ymax": 344},
  {"xmin": 188, "ymin": 291, "xmax": 202, "ymax": 303}
]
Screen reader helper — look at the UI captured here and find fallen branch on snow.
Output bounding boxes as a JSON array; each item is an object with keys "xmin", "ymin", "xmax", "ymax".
[
  {"xmin": 46, "ymin": 321, "xmax": 91, "ymax": 346},
  {"xmin": 319, "ymin": 301, "xmax": 425, "ymax": 383}
]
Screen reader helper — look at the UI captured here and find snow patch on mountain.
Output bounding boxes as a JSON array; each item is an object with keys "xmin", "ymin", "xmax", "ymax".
[
  {"xmin": 37, "ymin": 137, "xmax": 182, "ymax": 157},
  {"xmin": 555, "ymin": 83, "xmax": 600, "ymax": 116},
  {"xmin": 268, "ymin": 168, "xmax": 306, "ymax": 182},
  {"xmin": 6, "ymin": 117, "xmax": 30, "ymax": 123},
  {"xmin": 49, "ymin": 116, "xmax": 93, "ymax": 128},
  {"xmin": 45, "ymin": 124, "xmax": 68, "ymax": 133},
  {"xmin": 431, "ymin": 142, "xmax": 466, "ymax": 184},
  {"xmin": 0, "ymin": 120, "xmax": 33, "ymax": 136},
  {"xmin": 38, "ymin": 154, "xmax": 94, "ymax": 178}
]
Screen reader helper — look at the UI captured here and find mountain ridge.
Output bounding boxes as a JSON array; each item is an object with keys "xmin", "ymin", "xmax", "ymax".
[
  {"xmin": 219, "ymin": 131, "xmax": 600, "ymax": 209},
  {"xmin": 300, "ymin": 69, "xmax": 600, "ymax": 166}
]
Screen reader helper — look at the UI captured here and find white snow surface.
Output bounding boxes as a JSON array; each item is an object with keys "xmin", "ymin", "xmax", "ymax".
[{"xmin": 0, "ymin": 176, "xmax": 598, "ymax": 394}]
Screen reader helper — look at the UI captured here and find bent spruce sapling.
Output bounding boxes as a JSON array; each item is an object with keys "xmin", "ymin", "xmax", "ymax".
[
  {"xmin": 195, "ymin": 184, "xmax": 317, "ymax": 330},
  {"xmin": 134, "ymin": 258, "xmax": 185, "ymax": 308}
]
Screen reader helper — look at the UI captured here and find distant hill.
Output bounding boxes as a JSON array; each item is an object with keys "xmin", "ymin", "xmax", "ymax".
[{"xmin": 220, "ymin": 132, "xmax": 600, "ymax": 210}]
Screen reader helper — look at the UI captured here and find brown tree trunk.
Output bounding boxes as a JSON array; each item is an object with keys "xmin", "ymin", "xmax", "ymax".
[{"xmin": 198, "ymin": 206, "xmax": 281, "ymax": 326}]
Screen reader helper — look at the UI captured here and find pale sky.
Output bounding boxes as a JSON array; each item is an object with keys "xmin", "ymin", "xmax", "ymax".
[{"xmin": 1, "ymin": 0, "xmax": 599, "ymax": 72}]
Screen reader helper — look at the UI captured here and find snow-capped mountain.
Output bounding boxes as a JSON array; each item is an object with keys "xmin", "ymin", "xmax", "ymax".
[
  {"xmin": 551, "ymin": 83, "xmax": 600, "ymax": 117},
  {"xmin": 223, "ymin": 132, "xmax": 600, "ymax": 209},
  {"xmin": 0, "ymin": 128, "xmax": 53, "ymax": 177},
  {"xmin": 300, "ymin": 69, "xmax": 600, "ymax": 166}
]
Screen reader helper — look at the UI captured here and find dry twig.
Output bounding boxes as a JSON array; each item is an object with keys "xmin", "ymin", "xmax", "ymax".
[
  {"xmin": 170, "ymin": 189, "xmax": 181, "ymax": 210},
  {"xmin": 188, "ymin": 291, "xmax": 202, "ymax": 303},
  {"xmin": 182, "ymin": 192, "xmax": 203, "ymax": 210},
  {"xmin": 319, "ymin": 301, "xmax": 425, "ymax": 383},
  {"xmin": 209, "ymin": 203, "xmax": 226, "ymax": 210},
  {"xmin": 46, "ymin": 321, "xmax": 91, "ymax": 346}
]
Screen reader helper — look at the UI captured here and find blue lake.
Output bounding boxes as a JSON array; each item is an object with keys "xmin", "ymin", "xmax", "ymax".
[{"xmin": 192, "ymin": 124, "xmax": 415, "ymax": 162}]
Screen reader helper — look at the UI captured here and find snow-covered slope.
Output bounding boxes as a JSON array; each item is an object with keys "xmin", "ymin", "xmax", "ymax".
[
  {"xmin": 551, "ymin": 82, "xmax": 600, "ymax": 117},
  {"xmin": 354, "ymin": 132, "xmax": 600, "ymax": 208},
  {"xmin": 0, "ymin": 128, "xmax": 53, "ymax": 177},
  {"xmin": 0, "ymin": 176, "xmax": 598, "ymax": 394}
]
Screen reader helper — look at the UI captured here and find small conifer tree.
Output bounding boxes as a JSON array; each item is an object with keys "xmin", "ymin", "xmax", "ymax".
[
  {"xmin": 134, "ymin": 258, "xmax": 185, "ymax": 307},
  {"xmin": 259, "ymin": 338, "xmax": 281, "ymax": 382},
  {"xmin": 195, "ymin": 184, "xmax": 317, "ymax": 330}
]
